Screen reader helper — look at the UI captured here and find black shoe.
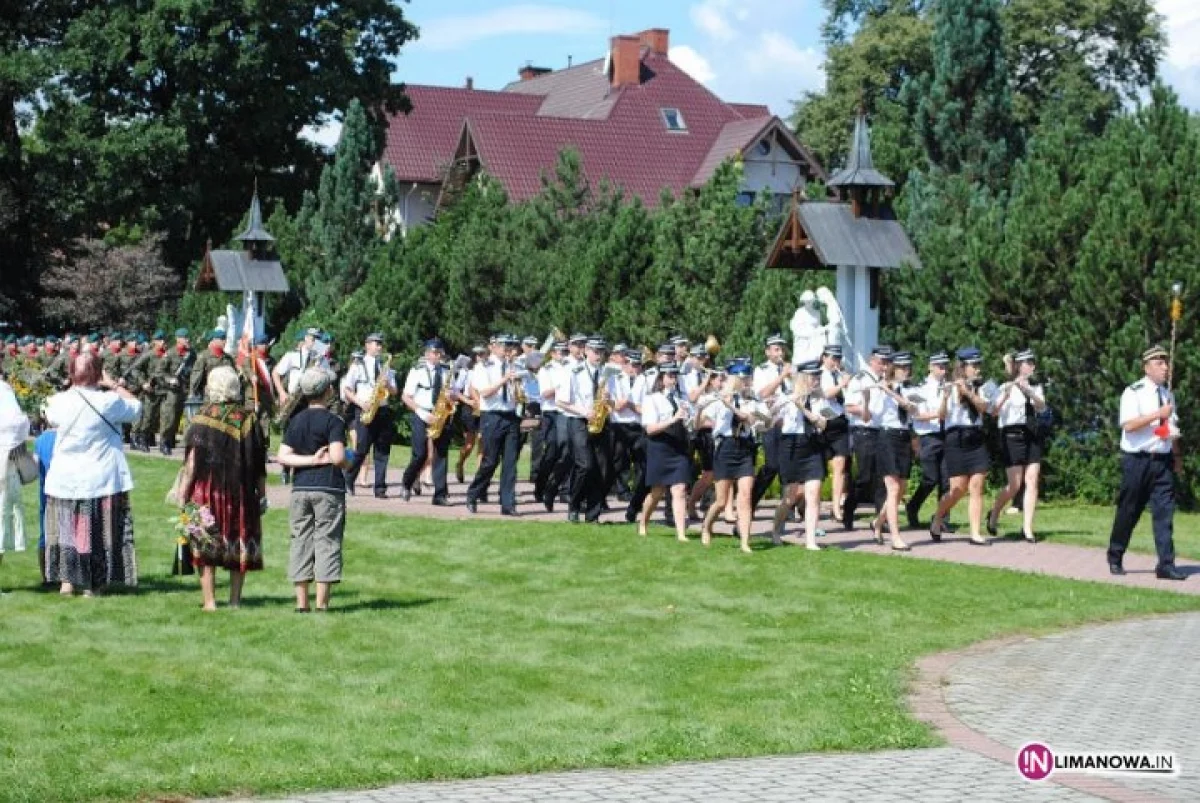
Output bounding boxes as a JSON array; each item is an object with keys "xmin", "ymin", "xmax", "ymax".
[
  {"xmin": 625, "ymin": 510, "xmax": 637, "ymax": 524},
  {"xmin": 432, "ymin": 496, "xmax": 450, "ymax": 507},
  {"xmin": 1109, "ymin": 563, "xmax": 1125, "ymax": 576},
  {"xmin": 986, "ymin": 510, "xmax": 999, "ymax": 537},
  {"xmin": 617, "ymin": 492, "xmax": 633, "ymax": 503},
  {"xmin": 585, "ymin": 515, "xmax": 601, "ymax": 524},
  {"xmin": 480, "ymin": 494, "xmax": 490, "ymax": 505},
  {"xmin": 929, "ymin": 517, "xmax": 943, "ymax": 543},
  {"xmin": 544, "ymin": 497, "xmax": 554, "ymax": 513},
  {"xmin": 159, "ymin": 443, "xmax": 171, "ymax": 456},
  {"xmin": 412, "ymin": 484, "xmax": 422, "ymax": 496},
  {"xmin": 374, "ymin": 489, "xmax": 388, "ymax": 499},
  {"xmin": 1156, "ymin": 566, "xmax": 1187, "ymax": 581},
  {"xmin": 346, "ymin": 486, "xmax": 356, "ymax": 497},
  {"xmin": 466, "ymin": 500, "xmax": 478, "ymax": 514},
  {"xmin": 399, "ymin": 486, "xmax": 411, "ymax": 502},
  {"xmin": 501, "ymin": 507, "xmax": 518, "ymax": 517},
  {"xmin": 567, "ymin": 511, "xmax": 580, "ymax": 523}
]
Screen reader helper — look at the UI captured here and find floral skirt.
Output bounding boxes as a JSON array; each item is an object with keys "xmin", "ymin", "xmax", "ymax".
[
  {"xmin": 186, "ymin": 479, "xmax": 264, "ymax": 572},
  {"xmin": 45, "ymin": 493, "xmax": 138, "ymax": 590}
]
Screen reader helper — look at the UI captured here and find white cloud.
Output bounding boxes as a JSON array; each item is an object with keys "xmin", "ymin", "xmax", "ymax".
[
  {"xmin": 301, "ymin": 120, "xmax": 343, "ymax": 151},
  {"xmin": 1159, "ymin": 0, "xmax": 1200, "ymax": 71},
  {"xmin": 669, "ymin": 45, "xmax": 717, "ymax": 84},
  {"xmin": 676, "ymin": 0, "xmax": 825, "ymax": 116},
  {"xmin": 415, "ymin": 4, "xmax": 607, "ymax": 52}
]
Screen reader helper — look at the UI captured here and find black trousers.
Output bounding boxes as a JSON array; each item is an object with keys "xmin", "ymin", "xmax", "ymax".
[
  {"xmin": 402, "ymin": 412, "xmax": 452, "ymax": 501},
  {"xmin": 751, "ymin": 427, "xmax": 782, "ymax": 507},
  {"xmin": 539, "ymin": 413, "xmax": 577, "ymax": 502},
  {"xmin": 610, "ymin": 421, "xmax": 642, "ymax": 498},
  {"xmin": 844, "ymin": 428, "xmax": 881, "ymax": 521},
  {"xmin": 525, "ymin": 402, "xmax": 544, "ymax": 481},
  {"xmin": 345, "ymin": 406, "xmax": 395, "ymax": 493},
  {"xmin": 1108, "ymin": 452, "xmax": 1176, "ymax": 571},
  {"xmin": 567, "ymin": 417, "xmax": 610, "ymax": 520},
  {"xmin": 533, "ymin": 411, "xmax": 560, "ymax": 499},
  {"xmin": 468, "ymin": 411, "xmax": 520, "ymax": 509},
  {"xmin": 908, "ymin": 432, "xmax": 949, "ymax": 514}
]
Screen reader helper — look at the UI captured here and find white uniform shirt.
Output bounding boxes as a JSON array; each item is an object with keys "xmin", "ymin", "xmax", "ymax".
[
  {"xmin": 945, "ymin": 381, "xmax": 996, "ymax": 429},
  {"xmin": 820, "ymin": 368, "xmax": 848, "ymax": 417},
  {"xmin": 402, "ymin": 362, "xmax": 450, "ymax": 413},
  {"xmin": 753, "ymin": 361, "xmax": 788, "ymax": 403},
  {"xmin": 536, "ymin": 363, "xmax": 559, "ymax": 412},
  {"xmin": 1119, "ymin": 379, "xmax": 1177, "ymax": 454},
  {"xmin": 994, "ymin": 382, "xmax": 1045, "ymax": 428},
  {"xmin": 910, "ymin": 376, "xmax": 944, "ymax": 437},
  {"xmin": 609, "ymin": 371, "xmax": 643, "ymax": 425},
  {"xmin": 845, "ymin": 369, "xmax": 881, "ymax": 429},
  {"xmin": 276, "ymin": 347, "xmax": 325, "ymax": 395},
  {"xmin": 341, "ymin": 355, "xmax": 396, "ymax": 408},
  {"xmin": 773, "ymin": 396, "xmax": 819, "ymax": 436},
  {"xmin": 875, "ymin": 383, "xmax": 912, "ymax": 431},
  {"xmin": 565, "ymin": 361, "xmax": 612, "ymax": 420},
  {"xmin": 704, "ymin": 395, "xmax": 766, "ymax": 439},
  {"xmin": 642, "ymin": 390, "xmax": 689, "ymax": 428},
  {"xmin": 471, "ymin": 357, "xmax": 518, "ymax": 413}
]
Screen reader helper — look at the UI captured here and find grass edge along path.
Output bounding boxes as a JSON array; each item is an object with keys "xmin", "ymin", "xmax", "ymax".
[{"xmin": 0, "ymin": 456, "xmax": 1197, "ymax": 803}]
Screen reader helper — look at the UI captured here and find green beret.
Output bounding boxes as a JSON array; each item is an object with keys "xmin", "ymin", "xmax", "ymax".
[
  {"xmin": 152, "ymin": 329, "xmax": 165, "ymax": 340},
  {"xmin": 86, "ymin": 333, "xmax": 101, "ymax": 343},
  {"xmin": 35, "ymin": 337, "xmax": 44, "ymax": 346},
  {"xmin": 174, "ymin": 328, "xmax": 189, "ymax": 338},
  {"xmin": 210, "ymin": 328, "xmax": 226, "ymax": 341}
]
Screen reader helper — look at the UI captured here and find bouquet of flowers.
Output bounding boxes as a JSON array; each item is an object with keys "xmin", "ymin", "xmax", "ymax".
[
  {"xmin": 172, "ymin": 502, "xmax": 220, "ymax": 575},
  {"xmin": 8, "ymin": 357, "xmax": 54, "ymax": 422}
]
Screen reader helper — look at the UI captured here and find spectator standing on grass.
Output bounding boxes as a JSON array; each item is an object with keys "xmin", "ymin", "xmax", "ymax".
[
  {"xmin": 42, "ymin": 352, "xmax": 141, "ymax": 597},
  {"xmin": 0, "ymin": 378, "xmax": 30, "ymax": 591},
  {"xmin": 175, "ymin": 366, "xmax": 268, "ymax": 611},
  {"xmin": 276, "ymin": 369, "xmax": 352, "ymax": 612}
]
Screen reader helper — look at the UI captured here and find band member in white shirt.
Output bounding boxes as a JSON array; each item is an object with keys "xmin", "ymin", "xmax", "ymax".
[
  {"xmin": 520, "ymin": 335, "xmax": 543, "ymax": 479},
  {"xmin": 842, "ymin": 345, "xmax": 892, "ymax": 529},
  {"xmin": 868, "ymin": 352, "xmax": 916, "ymax": 551},
  {"xmin": 906, "ymin": 352, "xmax": 951, "ymax": 528},
  {"xmin": 271, "ymin": 327, "xmax": 323, "ymax": 409},
  {"xmin": 770, "ymin": 361, "xmax": 828, "ymax": 551},
  {"xmin": 556, "ymin": 337, "xmax": 614, "ymax": 523},
  {"xmin": 454, "ymin": 345, "xmax": 486, "ymax": 484},
  {"xmin": 986, "ymin": 349, "xmax": 1047, "ymax": 542},
  {"xmin": 751, "ymin": 334, "xmax": 792, "ymax": 507},
  {"xmin": 400, "ymin": 338, "xmax": 454, "ymax": 505},
  {"xmin": 638, "ymin": 362, "xmax": 692, "ymax": 542},
  {"xmin": 340, "ymin": 333, "xmax": 397, "ymax": 498},
  {"xmin": 609, "ymin": 346, "xmax": 646, "ymax": 518},
  {"xmin": 819, "ymin": 345, "xmax": 853, "ymax": 521},
  {"xmin": 930, "ymin": 347, "xmax": 995, "ymax": 544},
  {"xmin": 697, "ymin": 363, "xmax": 767, "ymax": 552},
  {"xmin": 466, "ymin": 334, "xmax": 522, "ymax": 515},
  {"xmin": 1107, "ymin": 345, "xmax": 1184, "ymax": 580},
  {"xmin": 532, "ymin": 341, "xmax": 568, "ymax": 505}
]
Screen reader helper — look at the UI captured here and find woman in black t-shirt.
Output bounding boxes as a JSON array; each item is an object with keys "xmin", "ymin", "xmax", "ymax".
[{"xmin": 277, "ymin": 369, "xmax": 352, "ymax": 612}]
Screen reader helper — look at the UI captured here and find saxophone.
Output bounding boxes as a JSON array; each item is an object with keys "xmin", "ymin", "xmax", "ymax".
[
  {"xmin": 427, "ymin": 380, "xmax": 457, "ymax": 439},
  {"xmin": 587, "ymin": 380, "xmax": 613, "ymax": 435},
  {"xmin": 359, "ymin": 354, "xmax": 393, "ymax": 425}
]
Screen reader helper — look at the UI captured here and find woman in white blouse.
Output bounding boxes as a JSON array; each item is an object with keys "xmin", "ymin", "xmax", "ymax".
[
  {"xmin": 0, "ymin": 378, "xmax": 30, "ymax": 570},
  {"xmin": 986, "ymin": 350, "xmax": 1046, "ymax": 542},
  {"xmin": 868, "ymin": 353, "xmax": 915, "ymax": 551},
  {"xmin": 696, "ymin": 365, "xmax": 767, "ymax": 552},
  {"xmin": 638, "ymin": 363, "xmax": 692, "ymax": 542},
  {"xmin": 43, "ymin": 352, "xmax": 142, "ymax": 596},
  {"xmin": 931, "ymin": 348, "xmax": 995, "ymax": 545},
  {"xmin": 770, "ymin": 361, "xmax": 828, "ymax": 551}
]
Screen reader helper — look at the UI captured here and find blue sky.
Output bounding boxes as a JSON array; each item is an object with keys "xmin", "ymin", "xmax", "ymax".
[{"xmin": 307, "ymin": 0, "xmax": 1200, "ymax": 146}]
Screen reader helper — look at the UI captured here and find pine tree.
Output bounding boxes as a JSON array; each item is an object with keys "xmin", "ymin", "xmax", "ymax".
[{"xmin": 907, "ymin": 0, "xmax": 1021, "ymax": 186}]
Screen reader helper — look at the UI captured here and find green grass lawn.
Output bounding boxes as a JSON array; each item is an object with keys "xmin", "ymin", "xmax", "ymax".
[
  {"xmin": 985, "ymin": 502, "xmax": 1200, "ymax": 559},
  {"xmin": 1, "ymin": 456, "xmax": 1198, "ymax": 803}
]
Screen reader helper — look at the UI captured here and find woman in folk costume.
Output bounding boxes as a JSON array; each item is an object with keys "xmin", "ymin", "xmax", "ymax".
[
  {"xmin": 987, "ymin": 349, "xmax": 1047, "ymax": 542},
  {"xmin": 930, "ymin": 348, "xmax": 997, "ymax": 545},
  {"xmin": 176, "ymin": 366, "xmax": 267, "ymax": 610},
  {"xmin": 696, "ymin": 363, "xmax": 768, "ymax": 553}
]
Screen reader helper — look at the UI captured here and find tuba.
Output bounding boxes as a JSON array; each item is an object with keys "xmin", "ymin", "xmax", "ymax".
[{"xmin": 359, "ymin": 354, "xmax": 393, "ymax": 425}]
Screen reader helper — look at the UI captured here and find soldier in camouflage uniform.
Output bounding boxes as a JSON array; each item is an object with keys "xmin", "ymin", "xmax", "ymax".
[
  {"xmin": 42, "ymin": 336, "xmax": 69, "ymax": 389},
  {"xmin": 101, "ymin": 332, "xmax": 125, "ymax": 382},
  {"xmin": 188, "ymin": 328, "xmax": 235, "ymax": 404},
  {"xmin": 1, "ymin": 336, "xmax": 18, "ymax": 378},
  {"xmin": 128, "ymin": 330, "xmax": 167, "ymax": 452},
  {"xmin": 158, "ymin": 328, "xmax": 193, "ymax": 454}
]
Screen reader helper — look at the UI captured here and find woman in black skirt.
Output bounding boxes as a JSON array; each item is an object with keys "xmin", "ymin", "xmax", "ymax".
[
  {"xmin": 770, "ymin": 361, "xmax": 828, "ymax": 551},
  {"xmin": 697, "ymin": 364, "xmax": 768, "ymax": 552},
  {"xmin": 931, "ymin": 347, "xmax": 995, "ymax": 545},
  {"xmin": 868, "ymin": 352, "xmax": 915, "ymax": 551},
  {"xmin": 686, "ymin": 368, "xmax": 721, "ymax": 520},
  {"xmin": 820, "ymin": 345, "xmax": 853, "ymax": 520},
  {"xmin": 638, "ymin": 362, "xmax": 693, "ymax": 542},
  {"xmin": 987, "ymin": 349, "xmax": 1046, "ymax": 542}
]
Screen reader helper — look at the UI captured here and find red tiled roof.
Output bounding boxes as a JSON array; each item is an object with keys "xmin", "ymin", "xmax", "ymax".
[
  {"xmin": 730, "ymin": 103, "xmax": 771, "ymax": 119},
  {"xmin": 381, "ymin": 48, "xmax": 822, "ymax": 206}
]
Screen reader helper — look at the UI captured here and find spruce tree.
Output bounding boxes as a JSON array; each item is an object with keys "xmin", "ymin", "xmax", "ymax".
[{"xmin": 908, "ymin": 0, "xmax": 1021, "ymax": 186}]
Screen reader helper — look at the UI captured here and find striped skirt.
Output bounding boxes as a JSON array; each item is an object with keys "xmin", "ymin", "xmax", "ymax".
[{"xmin": 45, "ymin": 493, "xmax": 138, "ymax": 590}]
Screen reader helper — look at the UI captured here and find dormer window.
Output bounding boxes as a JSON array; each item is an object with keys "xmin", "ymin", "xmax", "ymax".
[{"xmin": 661, "ymin": 108, "xmax": 687, "ymax": 132}]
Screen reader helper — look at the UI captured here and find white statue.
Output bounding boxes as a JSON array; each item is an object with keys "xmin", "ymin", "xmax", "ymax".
[
  {"xmin": 790, "ymin": 290, "xmax": 827, "ymax": 365},
  {"xmin": 815, "ymin": 286, "xmax": 849, "ymax": 352}
]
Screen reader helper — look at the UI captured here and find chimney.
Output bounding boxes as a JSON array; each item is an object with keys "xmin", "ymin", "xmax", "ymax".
[
  {"xmin": 610, "ymin": 35, "xmax": 642, "ymax": 88},
  {"xmin": 464, "ymin": 76, "xmax": 474, "ymax": 90},
  {"xmin": 518, "ymin": 64, "xmax": 552, "ymax": 82},
  {"xmin": 637, "ymin": 28, "xmax": 669, "ymax": 56}
]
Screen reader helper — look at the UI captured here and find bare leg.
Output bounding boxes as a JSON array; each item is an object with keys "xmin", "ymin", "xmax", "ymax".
[
  {"xmin": 724, "ymin": 485, "xmax": 736, "ymax": 522},
  {"xmin": 968, "ymin": 473, "xmax": 987, "ymax": 542},
  {"xmin": 804, "ymin": 480, "xmax": 822, "ymax": 550},
  {"xmin": 989, "ymin": 466, "xmax": 1023, "ymax": 530},
  {"xmin": 773, "ymin": 484, "xmax": 797, "ymax": 544},
  {"xmin": 228, "ymin": 570, "xmax": 246, "ymax": 608},
  {"xmin": 1023, "ymin": 463, "xmax": 1041, "ymax": 539},
  {"xmin": 830, "ymin": 455, "xmax": 846, "ymax": 519},
  {"xmin": 316, "ymin": 582, "xmax": 332, "ymax": 610},
  {"xmin": 736, "ymin": 475, "xmax": 754, "ymax": 552},
  {"xmin": 884, "ymin": 475, "xmax": 908, "ymax": 549},
  {"xmin": 701, "ymin": 480, "xmax": 730, "ymax": 545},
  {"xmin": 688, "ymin": 472, "xmax": 713, "ymax": 519},
  {"xmin": 200, "ymin": 566, "xmax": 217, "ymax": 611},
  {"xmin": 639, "ymin": 487, "xmax": 663, "ymax": 536},
  {"xmin": 294, "ymin": 581, "xmax": 310, "ymax": 611},
  {"xmin": 670, "ymin": 484, "xmax": 690, "ymax": 541}
]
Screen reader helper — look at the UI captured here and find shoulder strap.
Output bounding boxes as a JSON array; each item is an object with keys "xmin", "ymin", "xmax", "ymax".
[{"xmin": 76, "ymin": 389, "xmax": 124, "ymax": 439}]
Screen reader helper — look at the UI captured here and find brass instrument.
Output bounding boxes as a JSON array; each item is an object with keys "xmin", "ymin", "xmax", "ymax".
[
  {"xmin": 587, "ymin": 364, "xmax": 622, "ymax": 434},
  {"xmin": 427, "ymin": 381, "xmax": 457, "ymax": 440},
  {"xmin": 705, "ymin": 334, "xmax": 721, "ymax": 357},
  {"xmin": 359, "ymin": 354, "xmax": 393, "ymax": 425}
]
